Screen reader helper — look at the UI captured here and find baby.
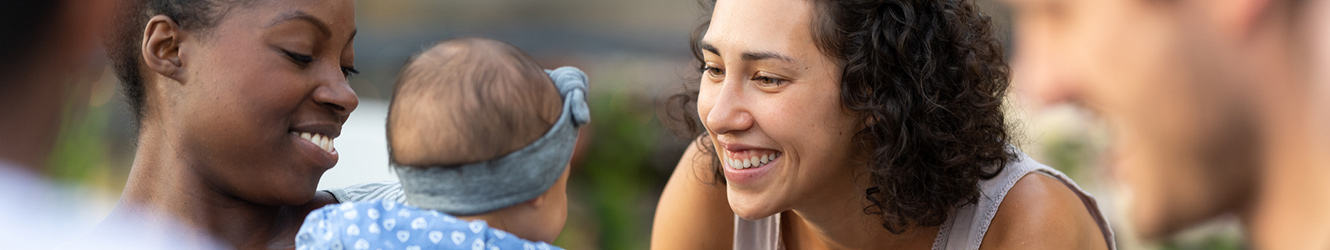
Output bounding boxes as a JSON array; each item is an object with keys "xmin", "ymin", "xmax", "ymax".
[{"xmin": 297, "ymin": 37, "xmax": 589, "ymax": 250}]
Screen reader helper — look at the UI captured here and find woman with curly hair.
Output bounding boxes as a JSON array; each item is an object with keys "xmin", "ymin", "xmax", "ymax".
[{"xmin": 650, "ymin": 0, "xmax": 1115, "ymax": 249}]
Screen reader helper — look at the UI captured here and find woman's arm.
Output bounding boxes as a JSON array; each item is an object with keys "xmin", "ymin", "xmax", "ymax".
[{"xmin": 650, "ymin": 138, "xmax": 735, "ymax": 250}]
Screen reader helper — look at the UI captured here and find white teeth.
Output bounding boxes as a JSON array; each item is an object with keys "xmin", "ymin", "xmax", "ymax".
[
  {"xmin": 296, "ymin": 132, "xmax": 335, "ymax": 154},
  {"xmin": 726, "ymin": 152, "xmax": 780, "ymax": 170}
]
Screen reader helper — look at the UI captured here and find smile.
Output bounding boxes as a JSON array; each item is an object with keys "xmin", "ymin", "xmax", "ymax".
[
  {"xmin": 292, "ymin": 131, "xmax": 335, "ymax": 154},
  {"xmin": 723, "ymin": 150, "xmax": 781, "ymax": 170}
]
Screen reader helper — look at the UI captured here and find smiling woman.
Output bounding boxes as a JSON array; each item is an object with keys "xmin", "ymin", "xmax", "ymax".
[
  {"xmin": 651, "ymin": 0, "xmax": 1115, "ymax": 249},
  {"xmin": 105, "ymin": 0, "xmax": 359, "ymax": 249}
]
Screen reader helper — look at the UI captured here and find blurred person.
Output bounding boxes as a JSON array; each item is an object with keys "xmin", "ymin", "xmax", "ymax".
[
  {"xmin": 105, "ymin": 0, "xmax": 361, "ymax": 248},
  {"xmin": 1005, "ymin": 0, "xmax": 1330, "ymax": 248},
  {"xmin": 0, "ymin": 0, "xmax": 222, "ymax": 249},
  {"xmin": 650, "ymin": 0, "xmax": 1115, "ymax": 249},
  {"xmin": 297, "ymin": 38, "xmax": 588, "ymax": 250}
]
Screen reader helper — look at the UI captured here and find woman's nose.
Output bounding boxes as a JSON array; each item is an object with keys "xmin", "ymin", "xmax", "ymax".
[
  {"xmin": 312, "ymin": 70, "xmax": 359, "ymax": 120},
  {"xmin": 704, "ymin": 78, "xmax": 755, "ymax": 135}
]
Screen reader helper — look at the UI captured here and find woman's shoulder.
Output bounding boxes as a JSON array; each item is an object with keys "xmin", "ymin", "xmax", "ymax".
[
  {"xmin": 976, "ymin": 155, "xmax": 1114, "ymax": 250},
  {"xmin": 650, "ymin": 138, "xmax": 736, "ymax": 249}
]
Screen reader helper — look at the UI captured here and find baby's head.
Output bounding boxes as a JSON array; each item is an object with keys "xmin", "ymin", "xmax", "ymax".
[
  {"xmin": 387, "ymin": 37, "xmax": 580, "ymax": 243},
  {"xmin": 389, "ymin": 37, "xmax": 561, "ymax": 165}
]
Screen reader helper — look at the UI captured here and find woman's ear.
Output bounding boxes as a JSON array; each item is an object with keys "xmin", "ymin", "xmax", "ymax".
[{"xmin": 141, "ymin": 15, "xmax": 187, "ymax": 83}]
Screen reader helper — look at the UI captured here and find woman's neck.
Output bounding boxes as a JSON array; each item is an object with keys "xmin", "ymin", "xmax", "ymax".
[
  {"xmin": 1245, "ymin": 91, "xmax": 1330, "ymax": 250},
  {"xmin": 783, "ymin": 166, "xmax": 938, "ymax": 250},
  {"xmin": 114, "ymin": 125, "xmax": 298, "ymax": 249},
  {"xmin": 1239, "ymin": 29, "xmax": 1330, "ymax": 249}
]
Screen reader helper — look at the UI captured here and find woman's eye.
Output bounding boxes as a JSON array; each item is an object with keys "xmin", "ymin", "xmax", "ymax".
[
  {"xmin": 284, "ymin": 51, "xmax": 314, "ymax": 65},
  {"xmin": 754, "ymin": 76, "xmax": 786, "ymax": 86},
  {"xmin": 341, "ymin": 67, "xmax": 359, "ymax": 78},
  {"xmin": 702, "ymin": 66, "xmax": 724, "ymax": 78}
]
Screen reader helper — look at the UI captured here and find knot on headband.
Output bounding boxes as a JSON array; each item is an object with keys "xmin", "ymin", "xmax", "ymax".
[{"xmin": 548, "ymin": 66, "xmax": 590, "ymax": 126}]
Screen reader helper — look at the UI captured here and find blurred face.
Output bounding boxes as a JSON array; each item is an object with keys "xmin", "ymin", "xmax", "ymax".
[
  {"xmin": 165, "ymin": 0, "xmax": 359, "ymax": 205},
  {"xmin": 1314, "ymin": 1, "xmax": 1330, "ymax": 111},
  {"xmin": 1005, "ymin": 0, "xmax": 1257, "ymax": 239},
  {"xmin": 698, "ymin": 0, "xmax": 862, "ymax": 219}
]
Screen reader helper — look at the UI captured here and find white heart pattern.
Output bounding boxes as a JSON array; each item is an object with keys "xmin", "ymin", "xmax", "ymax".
[
  {"xmin": 405, "ymin": 246, "xmax": 421, "ymax": 250},
  {"xmin": 468, "ymin": 221, "xmax": 484, "ymax": 234},
  {"xmin": 331, "ymin": 241, "xmax": 343, "ymax": 250},
  {"xmin": 429, "ymin": 231, "xmax": 444, "ymax": 244},
  {"xmin": 354, "ymin": 239, "xmax": 369, "ymax": 250},
  {"xmin": 537, "ymin": 243, "xmax": 551, "ymax": 250},
  {"xmin": 367, "ymin": 208, "xmax": 380, "ymax": 220},
  {"xmin": 383, "ymin": 219, "xmax": 396, "ymax": 231},
  {"xmin": 339, "ymin": 202, "xmax": 355, "ymax": 211},
  {"xmin": 346, "ymin": 224, "xmax": 360, "ymax": 236},
  {"xmin": 397, "ymin": 210, "xmax": 411, "ymax": 217},
  {"xmin": 397, "ymin": 231, "xmax": 410, "ymax": 242},
  {"xmin": 471, "ymin": 239, "xmax": 485, "ymax": 250},
  {"xmin": 493, "ymin": 230, "xmax": 506, "ymax": 240},
  {"xmin": 383, "ymin": 201, "xmax": 396, "ymax": 211},
  {"xmin": 368, "ymin": 223, "xmax": 380, "ymax": 234},
  {"xmin": 451, "ymin": 231, "xmax": 466, "ymax": 245},
  {"xmin": 523, "ymin": 243, "xmax": 535, "ymax": 250},
  {"xmin": 411, "ymin": 217, "xmax": 428, "ymax": 230},
  {"xmin": 343, "ymin": 210, "xmax": 358, "ymax": 220}
]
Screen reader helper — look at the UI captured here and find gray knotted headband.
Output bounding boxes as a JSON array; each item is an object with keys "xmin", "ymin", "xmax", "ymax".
[{"xmin": 392, "ymin": 66, "xmax": 591, "ymax": 216}]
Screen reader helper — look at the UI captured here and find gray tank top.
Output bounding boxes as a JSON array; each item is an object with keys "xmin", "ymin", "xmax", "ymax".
[{"xmin": 733, "ymin": 150, "xmax": 1116, "ymax": 250}]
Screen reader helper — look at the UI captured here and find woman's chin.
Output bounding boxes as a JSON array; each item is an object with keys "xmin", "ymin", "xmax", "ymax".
[{"xmin": 726, "ymin": 191, "xmax": 782, "ymax": 220}]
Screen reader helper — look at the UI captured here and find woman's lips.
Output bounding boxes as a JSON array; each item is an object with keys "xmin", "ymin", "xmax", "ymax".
[
  {"xmin": 291, "ymin": 131, "xmax": 338, "ymax": 168},
  {"xmin": 721, "ymin": 149, "xmax": 781, "ymax": 184}
]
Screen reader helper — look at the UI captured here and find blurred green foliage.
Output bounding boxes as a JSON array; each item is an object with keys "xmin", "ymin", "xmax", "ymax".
[{"xmin": 554, "ymin": 71, "xmax": 676, "ymax": 250}]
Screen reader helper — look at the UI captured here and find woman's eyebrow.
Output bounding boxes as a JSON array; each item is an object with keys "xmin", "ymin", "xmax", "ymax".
[
  {"xmin": 700, "ymin": 41, "xmax": 720, "ymax": 55},
  {"xmin": 266, "ymin": 11, "xmax": 331, "ymax": 39},
  {"xmin": 699, "ymin": 41, "xmax": 795, "ymax": 63},
  {"xmin": 741, "ymin": 51, "xmax": 794, "ymax": 63}
]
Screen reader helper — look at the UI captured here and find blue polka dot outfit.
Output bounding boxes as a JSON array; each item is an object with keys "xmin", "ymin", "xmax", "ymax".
[{"xmin": 297, "ymin": 200, "xmax": 563, "ymax": 250}]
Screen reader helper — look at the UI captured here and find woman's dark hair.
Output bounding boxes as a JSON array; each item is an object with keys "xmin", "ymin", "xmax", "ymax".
[
  {"xmin": 106, "ymin": 0, "xmax": 252, "ymax": 127},
  {"xmin": 664, "ymin": 0, "xmax": 1015, "ymax": 234}
]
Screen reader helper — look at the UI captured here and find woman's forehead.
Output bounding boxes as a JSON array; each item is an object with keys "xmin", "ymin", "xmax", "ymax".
[
  {"xmin": 703, "ymin": 0, "xmax": 819, "ymax": 61},
  {"xmin": 224, "ymin": 0, "xmax": 357, "ymax": 35}
]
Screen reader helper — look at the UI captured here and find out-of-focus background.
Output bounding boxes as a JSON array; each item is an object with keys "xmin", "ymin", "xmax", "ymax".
[{"xmin": 51, "ymin": 0, "xmax": 1241, "ymax": 249}]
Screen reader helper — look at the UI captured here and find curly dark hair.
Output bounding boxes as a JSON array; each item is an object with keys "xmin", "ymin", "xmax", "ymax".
[
  {"xmin": 106, "ymin": 0, "xmax": 253, "ymax": 128},
  {"xmin": 663, "ymin": 0, "xmax": 1015, "ymax": 234}
]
